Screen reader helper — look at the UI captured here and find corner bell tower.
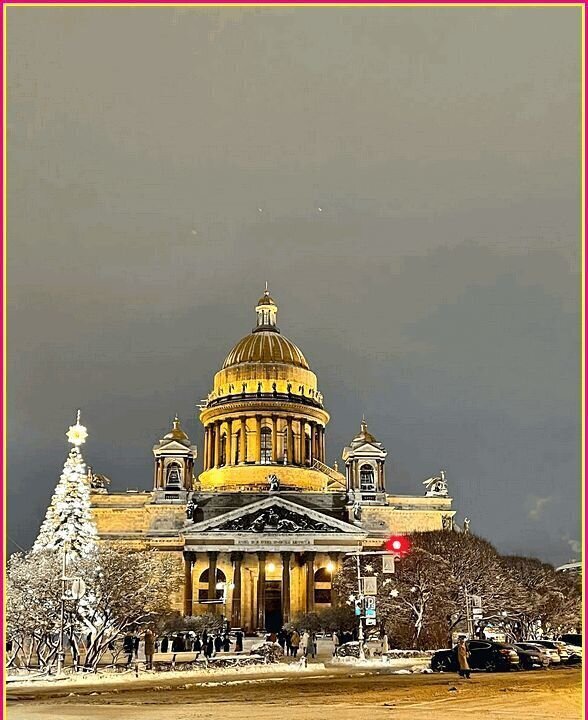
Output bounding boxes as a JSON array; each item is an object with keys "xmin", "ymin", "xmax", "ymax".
[
  {"xmin": 342, "ymin": 418, "xmax": 387, "ymax": 506},
  {"xmin": 152, "ymin": 415, "xmax": 197, "ymax": 501}
]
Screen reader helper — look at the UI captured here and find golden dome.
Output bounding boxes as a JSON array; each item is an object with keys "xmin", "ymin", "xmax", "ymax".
[
  {"xmin": 222, "ymin": 331, "xmax": 309, "ymax": 370},
  {"xmin": 162, "ymin": 415, "xmax": 190, "ymax": 442}
]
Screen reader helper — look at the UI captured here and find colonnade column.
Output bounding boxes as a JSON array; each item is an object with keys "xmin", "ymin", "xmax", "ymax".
[
  {"xmin": 208, "ymin": 551, "xmax": 218, "ymax": 613},
  {"xmin": 255, "ymin": 415, "xmax": 262, "ymax": 463},
  {"xmin": 310, "ymin": 422, "xmax": 316, "ymax": 463},
  {"xmin": 299, "ymin": 420, "xmax": 306, "ymax": 467},
  {"xmin": 207, "ymin": 425, "xmax": 214, "ymax": 470},
  {"xmin": 226, "ymin": 419, "xmax": 233, "ymax": 466},
  {"xmin": 240, "ymin": 417, "xmax": 247, "ymax": 463},
  {"xmin": 305, "ymin": 552, "xmax": 315, "ymax": 612},
  {"xmin": 287, "ymin": 418, "xmax": 294, "ymax": 465},
  {"xmin": 183, "ymin": 552, "xmax": 194, "ymax": 616},
  {"xmin": 281, "ymin": 552, "xmax": 291, "ymax": 623},
  {"xmin": 256, "ymin": 552, "xmax": 266, "ymax": 630},
  {"xmin": 214, "ymin": 421, "xmax": 221, "ymax": 468},
  {"xmin": 202, "ymin": 429, "xmax": 208, "ymax": 472},
  {"xmin": 321, "ymin": 427, "xmax": 326, "ymax": 463},
  {"xmin": 231, "ymin": 552, "xmax": 243, "ymax": 628},
  {"xmin": 271, "ymin": 415, "xmax": 278, "ymax": 463}
]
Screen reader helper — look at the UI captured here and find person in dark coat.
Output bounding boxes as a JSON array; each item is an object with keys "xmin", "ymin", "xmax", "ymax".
[
  {"xmin": 171, "ymin": 634, "xmax": 182, "ymax": 652},
  {"xmin": 235, "ymin": 630, "xmax": 243, "ymax": 652},
  {"xmin": 285, "ymin": 631, "xmax": 292, "ymax": 656},
  {"xmin": 160, "ymin": 635, "xmax": 169, "ymax": 653},
  {"xmin": 194, "ymin": 636, "xmax": 202, "ymax": 653},
  {"xmin": 222, "ymin": 634, "xmax": 231, "ymax": 652},
  {"xmin": 214, "ymin": 635, "xmax": 223, "ymax": 654},
  {"xmin": 205, "ymin": 636, "xmax": 214, "ymax": 658},
  {"xmin": 133, "ymin": 633, "xmax": 140, "ymax": 659},
  {"xmin": 123, "ymin": 634, "xmax": 134, "ymax": 666},
  {"xmin": 144, "ymin": 629, "xmax": 155, "ymax": 670}
]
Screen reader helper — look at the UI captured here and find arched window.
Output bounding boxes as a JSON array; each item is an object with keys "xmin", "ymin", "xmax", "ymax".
[
  {"xmin": 360, "ymin": 464, "xmax": 375, "ymax": 491},
  {"xmin": 234, "ymin": 430, "xmax": 240, "ymax": 465},
  {"xmin": 220, "ymin": 433, "xmax": 227, "ymax": 466},
  {"xmin": 166, "ymin": 462, "xmax": 182, "ymax": 488},
  {"xmin": 261, "ymin": 427, "xmax": 272, "ymax": 465},
  {"xmin": 314, "ymin": 567, "xmax": 332, "ymax": 604},
  {"xmin": 198, "ymin": 568, "xmax": 227, "ymax": 603}
]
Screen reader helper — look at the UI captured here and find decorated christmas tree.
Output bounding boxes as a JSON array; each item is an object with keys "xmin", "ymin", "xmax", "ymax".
[{"xmin": 32, "ymin": 411, "xmax": 98, "ymax": 559}]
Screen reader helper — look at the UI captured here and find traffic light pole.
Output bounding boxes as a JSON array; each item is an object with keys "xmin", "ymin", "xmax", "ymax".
[{"xmin": 347, "ymin": 549, "xmax": 398, "ymax": 662}]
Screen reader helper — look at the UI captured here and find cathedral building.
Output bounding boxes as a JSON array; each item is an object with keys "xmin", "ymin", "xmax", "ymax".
[{"xmin": 91, "ymin": 289, "xmax": 455, "ymax": 632}]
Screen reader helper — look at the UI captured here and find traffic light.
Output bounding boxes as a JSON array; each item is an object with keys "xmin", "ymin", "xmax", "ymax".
[{"xmin": 385, "ymin": 535, "xmax": 411, "ymax": 557}]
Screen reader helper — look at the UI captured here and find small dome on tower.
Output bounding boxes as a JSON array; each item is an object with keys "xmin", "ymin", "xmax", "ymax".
[{"xmin": 162, "ymin": 415, "xmax": 190, "ymax": 443}]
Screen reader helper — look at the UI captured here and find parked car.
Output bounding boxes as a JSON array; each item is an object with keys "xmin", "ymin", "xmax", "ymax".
[
  {"xmin": 513, "ymin": 643, "xmax": 550, "ymax": 669},
  {"xmin": 559, "ymin": 633, "xmax": 581, "ymax": 647},
  {"xmin": 526, "ymin": 640, "xmax": 569, "ymax": 663},
  {"xmin": 515, "ymin": 642, "xmax": 556, "ymax": 666},
  {"xmin": 431, "ymin": 640, "xmax": 519, "ymax": 673}
]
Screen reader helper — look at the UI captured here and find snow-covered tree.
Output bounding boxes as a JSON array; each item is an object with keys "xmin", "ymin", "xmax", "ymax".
[{"xmin": 32, "ymin": 411, "xmax": 97, "ymax": 559}]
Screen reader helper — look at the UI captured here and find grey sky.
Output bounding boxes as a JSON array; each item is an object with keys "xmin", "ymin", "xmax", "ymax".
[{"xmin": 7, "ymin": 6, "xmax": 581, "ymax": 563}]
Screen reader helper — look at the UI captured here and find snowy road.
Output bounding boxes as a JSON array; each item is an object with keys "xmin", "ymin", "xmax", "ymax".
[{"xmin": 6, "ymin": 666, "xmax": 582, "ymax": 720}]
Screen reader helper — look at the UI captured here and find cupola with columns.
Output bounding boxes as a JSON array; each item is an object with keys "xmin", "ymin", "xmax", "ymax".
[
  {"xmin": 152, "ymin": 415, "xmax": 198, "ymax": 499},
  {"xmin": 342, "ymin": 418, "xmax": 387, "ymax": 505},
  {"xmin": 199, "ymin": 288, "xmax": 331, "ymax": 491}
]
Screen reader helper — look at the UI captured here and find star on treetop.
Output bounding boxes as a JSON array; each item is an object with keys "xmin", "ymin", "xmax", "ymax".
[{"xmin": 66, "ymin": 409, "xmax": 88, "ymax": 446}]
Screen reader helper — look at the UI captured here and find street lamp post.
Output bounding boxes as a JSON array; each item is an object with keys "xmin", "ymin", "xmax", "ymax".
[{"xmin": 56, "ymin": 541, "xmax": 69, "ymax": 676}]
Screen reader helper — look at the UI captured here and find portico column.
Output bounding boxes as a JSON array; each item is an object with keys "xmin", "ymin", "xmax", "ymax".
[
  {"xmin": 240, "ymin": 417, "xmax": 247, "ymax": 463},
  {"xmin": 281, "ymin": 552, "xmax": 291, "ymax": 623},
  {"xmin": 255, "ymin": 415, "xmax": 262, "ymax": 463},
  {"xmin": 329, "ymin": 553, "xmax": 339, "ymax": 607},
  {"xmin": 183, "ymin": 552, "xmax": 194, "ymax": 616},
  {"xmin": 310, "ymin": 422, "xmax": 317, "ymax": 463},
  {"xmin": 271, "ymin": 415, "xmax": 278, "ymax": 463},
  {"xmin": 208, "ymin": 551, "xmax": 218, "ymax": 613},
  {"xmin": 214, "ymin": 422, "xmax": 221, "ymax": 468},
  {"xmin": 257, "ymin": 552, "xmax": 266, "ymax": 630},
  {"xmin": 299, "ymin": 420, "xmax": 306, "ymax": 467},
  {"xmin": 287, "ymin": 418, "xmax": 294, "ymax": 465},
  {"xmin": 320, "ymin": 427, "xmax": 325, "ymax": 462},
  {"xmin": 231, "ymin": 552, "xmax": 243, "ymax": 628},
  {"xmin": 226, "ymin": 419, "xmax": 233, "ymax": 466},
  {"xmin": 305, "ymin": 552, "xmax": 315, "ymax": 612}
]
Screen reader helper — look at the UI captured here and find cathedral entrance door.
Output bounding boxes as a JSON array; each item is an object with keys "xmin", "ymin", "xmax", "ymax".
[{"xmin": 264, "ymin": 580, "xmax": 282, "ymax": 632}]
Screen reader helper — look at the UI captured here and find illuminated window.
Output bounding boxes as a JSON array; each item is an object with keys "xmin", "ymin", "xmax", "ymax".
[
  {"xmin": 261, "ymin": 427, "xmax": 272, "ymax": 464},
  {"xmin": 360, "ymin": 464, "xmax": 375, "ymax": 491}
]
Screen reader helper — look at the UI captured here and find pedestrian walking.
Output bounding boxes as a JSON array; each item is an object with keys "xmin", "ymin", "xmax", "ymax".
[
  {"xmin": 300, "ymin": 631, "xmax": 310, "ymax": 657},
  {"xmin": 205, "ymin": 636, "xmax": 214, "ymax": 658},
  {"xmin": 456, "ymin": 637, "xmax": 471, "ymax": 679},
  {"xmin": 290, "ymin": 630, "xmax": 300, "ymax": 658},
  {"xmin": 214, "ymin": 634, "xmax": 223, "ymax": 655},
  {"xmin": 144, "ymin": 628, "xmax": 155, "ymax": 670},
  {"xmin": 332, "ymin": 631, "xmax": 340, "ymax": 657},
  {"xmin": 123, "ymin": 633, "xmax": 134, "ymax": 666},
  {"xmin": 160, "ymin": 635, "xmax": 169, "ymax": 653},
  {"xmin": 235, "ymin": 630, "xmax": 244, "ymax": 653},
  {"xmin": 285, "ymin": 631, "xmax": 292, "ymax": 656},
  {"xmin": 223, "ymin": 634, "xmax": 231, "ymax": 652},
  {"xmin": 133, "ymin": 633, "xmax": 140, "ymax": 659}
]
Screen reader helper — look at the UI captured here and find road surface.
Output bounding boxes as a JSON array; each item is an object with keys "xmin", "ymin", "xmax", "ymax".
[{"xmin": 7, "ymin": 665, "xmax": 582, "ymax": 720}]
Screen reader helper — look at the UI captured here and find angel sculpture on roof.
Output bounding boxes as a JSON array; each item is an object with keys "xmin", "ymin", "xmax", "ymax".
[{"xmin": 423, "ymin": 469, "xmax": 448, "ymax": 497}]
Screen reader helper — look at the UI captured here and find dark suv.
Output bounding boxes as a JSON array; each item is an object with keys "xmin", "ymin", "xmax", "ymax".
[{"xmin": 431, "ymin": 640, "xmax": 520, "ymax": 673}]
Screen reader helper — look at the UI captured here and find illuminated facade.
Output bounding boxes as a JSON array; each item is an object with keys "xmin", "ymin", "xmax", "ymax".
[{"xmin": 91, "ymin": 289, "xmax": 455, "ymax": 632}]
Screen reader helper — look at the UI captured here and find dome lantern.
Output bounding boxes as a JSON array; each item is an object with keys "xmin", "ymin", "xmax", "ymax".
[{"xmin": 254, "ymin": 283, "xmax": 279, "ymax": 333}]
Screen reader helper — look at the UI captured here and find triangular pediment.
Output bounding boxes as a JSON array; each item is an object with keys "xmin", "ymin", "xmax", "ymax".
[
  {"xmin": 186, "ymin": 496, "xmax": 366, "ymax": 535},
  {"xmin": 154, "ymin": 440, "xmax": 193, "ymax": 453}
]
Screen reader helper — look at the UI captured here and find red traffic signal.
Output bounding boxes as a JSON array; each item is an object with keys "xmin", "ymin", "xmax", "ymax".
[{"xmin": 385, "ymin": 535, "xmax": 410, "ymax": 556}]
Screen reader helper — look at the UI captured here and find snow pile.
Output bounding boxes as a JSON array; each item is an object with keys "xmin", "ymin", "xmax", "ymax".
[{"xmin": 250, "ymin": 641, "xmax": 284, "ymax": 663}]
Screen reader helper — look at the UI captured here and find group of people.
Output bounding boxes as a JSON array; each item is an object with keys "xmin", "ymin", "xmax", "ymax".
[
  {"xmin": 121, "ymin": 628, "xmax": 246, "ymax": 669},
  {"xmin": 268, "ymin": 629, "xmax": 318, "ymax": 658}
]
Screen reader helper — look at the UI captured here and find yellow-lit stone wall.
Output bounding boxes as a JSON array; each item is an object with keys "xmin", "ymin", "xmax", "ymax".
[{"xmin": 199, "ymin": 465, "xmax": 329, "ymax": 491}]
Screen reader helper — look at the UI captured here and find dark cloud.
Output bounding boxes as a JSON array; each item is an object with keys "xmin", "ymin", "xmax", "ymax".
[{"xmin": 7, "ymin": 6, "xmax": 580, "ymax": 563}]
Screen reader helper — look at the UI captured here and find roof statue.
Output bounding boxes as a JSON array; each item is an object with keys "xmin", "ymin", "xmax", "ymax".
[{"xmin": 423, "ymin": 470, "xmax": 448, "ymax": 497}]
